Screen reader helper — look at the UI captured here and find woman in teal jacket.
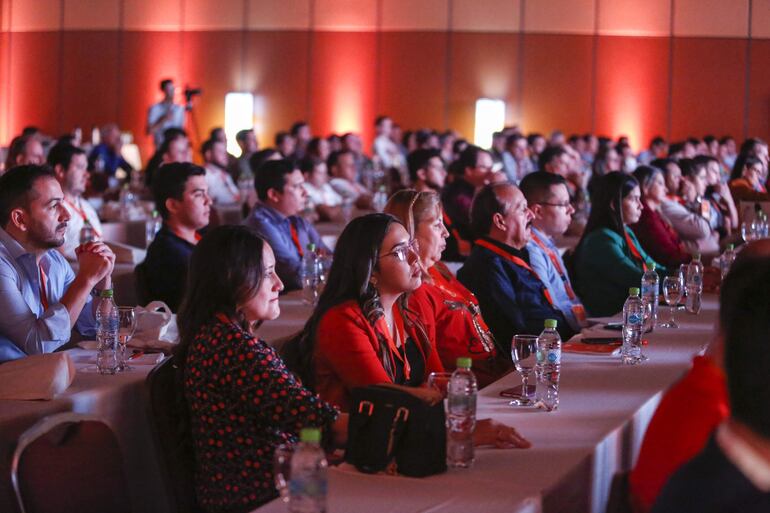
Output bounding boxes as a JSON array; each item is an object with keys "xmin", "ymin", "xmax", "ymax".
[{"xmin": 574, "ymin": 172, "xmax": 667, "ymax": 317}]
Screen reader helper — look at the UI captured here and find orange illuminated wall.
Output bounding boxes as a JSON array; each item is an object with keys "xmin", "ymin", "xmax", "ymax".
[{"xmin": 1, "ymin": 0, "xmax": 770, "ymax": 159}]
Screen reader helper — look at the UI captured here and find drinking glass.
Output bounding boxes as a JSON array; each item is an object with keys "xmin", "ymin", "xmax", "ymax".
[
  {"xmin": 117, "ymin": 307, "xmax": 137, "ymax": 371},
  {"xmin": 427, "ymin": 371, "xmax": 452, "ymax": 398},
  {"xmin": 661, "ymin": 277, "xmax": 683, "ymax": 328},
  {"xmin": 273, "ymin": 443, "xmax": 295, "ymax": 502},
  {"xmin": 509, "ymin": 335, "xmax": 539, "ymax": 407},
  {"xmin": 742, "ymin": 220, "xmax": 757, "ymax": 243}
]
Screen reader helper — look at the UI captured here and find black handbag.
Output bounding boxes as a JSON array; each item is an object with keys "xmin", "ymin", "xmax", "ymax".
[{"xmin": 345, "ymin": 385, "xmax": 447, "ymax": 477}]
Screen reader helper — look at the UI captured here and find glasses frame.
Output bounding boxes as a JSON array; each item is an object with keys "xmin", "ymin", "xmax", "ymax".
[
  {"xmin": 380, "ymin": 238, "xmax": 420, "ymax": 262},
  {"xmin": 532, "ymin": 201, "xmax": 572, "ymax": 209}
]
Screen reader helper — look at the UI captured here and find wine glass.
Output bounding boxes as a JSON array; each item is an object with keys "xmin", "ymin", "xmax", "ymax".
[
  {"xmin": 661, "ymin": 277, "xmax": 683, "ymax": 328},
  {"xmin": 509, "ymin": 335, "xmax": 539, "ymax": 407},
  {"xmin": 427, "ymin": 371, "xmax": 452, "ymax": 398},
  {"xmin": 117, "ymin": 307, "xmax": 137, "ymax": 371}
]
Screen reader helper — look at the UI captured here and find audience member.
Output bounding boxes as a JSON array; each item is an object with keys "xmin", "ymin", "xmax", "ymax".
[
  {"xmin": 141, "ymin": 162, "xmax": 210, "ymax": 311},
  {"xmin": 201, "ymin": 138, "xmax": 240, "ymax": 205},
  {"xmin": 384, "ymin": 190, "xmax": 506, "ymax": 387},
  {"xmin": 300, "ymin": 158, "xmax": 343, "ymax": 221},
  {"xmin": 573, "ymin": 172, "xmax": 666, "ymax": 316},
  {"xmin": 275, "ymin": 131, "xmax": 295, "ymax": 158},
  {"xmin": 652, "ymin": 242, "xmax": 770, "ymax": 513},
  {"xmin": 176, "ymin": 225, "xmax": 345, "ymax": 513},
  {"xmin": 4, "ymin": 133, "xmax": 45, "ymax": 171},
  {"xmin": 234, "ymin": 128, "xmax": 259, "ymax": 180},
  {"xmin": 0, "ymin": 165, "xmax": 114, "ymax": 362},
  {"xmin": 503, "ymin": 133, "xmax": 535, "ymax": 184},
  {"xmin": 520, "ymin": 172, "xmax": 587, "ymax": 332},
  {"xmin": 327, "ymin": 149, "xmax": 372, "ymax": 209},
  {"xmin": 458, "ymin": 183, "xmax": 575, "ymax": 353},
  {"xmin": 728, "ymin": 155, "xmax": 770, "ymax": 203},
  {"xmin": 630, "ymin": 165, "xmax": 691, "ymax": 268},
  {"xmin": 144, "ymin": 128, "xmax": 191, "ymax": 187},
  {"xmin": 146, "ymin": 78, "xmax": 185, "ymax": 148},
  {"xmin": 699, "ymin": 155, "xmax": 739, "ymax": 239},
  {"xmin": 373, "ymin": 115, "xmax": 405, "ymax": 171},
  {"xmin": 638, "ymin": 136, "xmax": 668, "ymax": 165},
  {"xmin": 652, "ymin": 158, "xmax": 683, "ymax": 201},
  {"xmin": 407, "ymin": 148, "xmax": 447, "ymax": 193},
  {"xmin": 306, "ymin": 137, "xmax": 331, "ymax": 163},
  {"xmin": 290, "ymin": 121, "xmax": 311, "ymax": 160},
  {"xmin": 245, "ymin": 160, "xmax": 329, "ymax": 291},
  {"xmin": 88, "ymin": 123, "xmax": 133, "ymax": 186},
  {"xmin": 49, "ymin": 144, "xmax": 103, "ymax": 260}
]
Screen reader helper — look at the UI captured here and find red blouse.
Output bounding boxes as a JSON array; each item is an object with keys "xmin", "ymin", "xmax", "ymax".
[
  {"xmin": 630, "ymin": 203, "xmax": 691, "ymax": 269},
  {"xmin": 409, "ymin": 263, "xmax": 503, "ymax": 387},
  {"xmin": 314, "ymin": 299, "xmax": 444, "ymax": 412}
]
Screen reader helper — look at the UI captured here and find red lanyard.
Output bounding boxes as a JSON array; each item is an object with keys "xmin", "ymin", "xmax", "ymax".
[
  {"xmin": 39, "ymin": 263, "xmax": 49, "ymax": 310},
  {"xmin": 64, "ymin": 199, "xmax": 102, "ymax": 239},
  {"xmin": 375, "ymin": 304, "xmax": 410, "ymax": 381},
  {"xmin": 289, "ymin": 220, "xmax": 303, "ymax": 258},
  {"xmin": 474, "ymin": 238, "xmax": 554, "ymax": 307},
  {"xmin": 624, "ymin": 228, "xmax": 648, "ymax": 271},
  {"xmin": 442, "ymin": 211, "xmax": 471, "ymax": 257},
  {"xmin": 530, "ymin": 232, "xmax": 577, "ymax": 300}
]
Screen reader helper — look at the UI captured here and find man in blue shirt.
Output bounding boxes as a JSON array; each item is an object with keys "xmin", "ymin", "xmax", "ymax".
[
  {"xmin": 88, "ymin": 123, "xmax": 133, "ymax": 191},
  {"xmin": 521, "ymin": 171, "xmax": 586, "ymax": 332},
  {"xmin": 0, "ymin": 165, "xmax": 115, "ymax": 362},
  {"xmin": 140, "ymin": 162, "xmax": 210, "ymax": 311},
  {"xmin": 457, "ymin": 183, "xmax": 574, "ymax": 355},
  {"xmin": 244, "ymin": 159, "xmax": 329, "ymax": 291}
]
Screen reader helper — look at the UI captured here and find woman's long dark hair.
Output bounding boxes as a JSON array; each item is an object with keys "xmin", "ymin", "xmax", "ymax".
[
  {"xmin": 730, "ymin": 138, "xmax": 768, "ymax": 181},
  {"xmin": 295, "ymin": 213, "xmax": 428, "ymax": 390},
  {"xmin": 175, "ymin": 225, "xmax": 267, "ymax": 373},
  {"xmin": 633, "ymin": 165, "xmax": 663, "ymax": 202},
  {"xmin": 578, "ymin": 171, "xmax": 639, "ymax": 246}
]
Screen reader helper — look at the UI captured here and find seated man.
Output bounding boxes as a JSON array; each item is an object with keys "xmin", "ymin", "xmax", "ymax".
[
  {"xmin": 49, "ymin": 143, "xmax": 103, "ymax": 260},
  {"xmin": 327, "ymin": 149, "xmax": 372, "ymax": 209},
  {"xmin": 88, "ymin": 123, "xmax": 133, "ymax": 191},
  {"xmin": 140, "ymin": 162, "xmax": 210, "ymax": 311},
  {"xmin": 520, "ymin": 172, "xmax": 586, "ymax": 332},
  {"xmin": 0, "ymin": 165, "xmax": 115, "ymax": 362},
  {"xmin": 408, "ymin": 148, "xmax": 447, "ymax": 193},
  {"xmin": 201, "ymin": 138, "xmax": 240, "ymax": 205},
  {"xmin": 653, "ymin": 242, "xmax": 770, "ymax": 513},
  {"xmin": 457, "ymin": 183, "xmax": 574, "ymax": 355},
  {"xmin": 244, "ymin": 159, "xmax": 329, "ymax": 291},
  {"xmin": 4, "ymin": 133, "xmax": 45, "ymax": 170}
]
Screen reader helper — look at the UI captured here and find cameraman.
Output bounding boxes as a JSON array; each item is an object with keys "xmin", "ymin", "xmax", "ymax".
[{"xmin": 146, "ymin": 78, "xmax": 186, "ymax": 149}]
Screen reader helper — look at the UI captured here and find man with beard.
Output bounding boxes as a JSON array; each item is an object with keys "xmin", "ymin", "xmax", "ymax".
[
  {"xmin": 457, "ymin": 183, "xmax": 574, "ymax": 354},
  {"xmin": 408, "ymin": 149, "xmax": 447, "ymax": 193},
  {"xmin": 49, "ymin": 143, "xmax": 103, "ymax": 260},
  {"xmin": 0, "ymin": 165, "xmax": 115, "ymax": 362},
  {"xmin": 201, "ymin": 138, "xmax": 240, "ymax": 205}
]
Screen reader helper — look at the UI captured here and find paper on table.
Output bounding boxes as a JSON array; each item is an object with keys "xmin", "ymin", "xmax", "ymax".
[
  {"xmin": 0, "ymin": 352, "xmax": 76, "ymax": 400},
  {"xmin": 563, "ymin": 324, "xmax": 623, "ymax": 356}
]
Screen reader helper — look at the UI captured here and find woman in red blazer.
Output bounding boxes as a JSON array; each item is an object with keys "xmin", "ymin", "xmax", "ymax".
[{"xmin": 384, "ymin": 190, "xmax": 510, "ymax": 387}]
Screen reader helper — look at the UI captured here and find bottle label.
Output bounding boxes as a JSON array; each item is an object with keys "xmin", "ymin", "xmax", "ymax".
[
  {"xmin": 546, "ymin": 349, "xmax": 561, "ymax": 364},
  {"xmin": 628, "ymin": 313, "xmax": 642, "ymax": 325}
]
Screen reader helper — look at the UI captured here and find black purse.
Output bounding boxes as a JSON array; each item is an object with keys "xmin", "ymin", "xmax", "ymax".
[{"xmin": 345, "ymin": 385, "xmax": 447, "ymax": 477}]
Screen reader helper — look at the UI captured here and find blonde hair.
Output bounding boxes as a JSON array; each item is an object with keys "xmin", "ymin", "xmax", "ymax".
[{"xmin": 383, "ymin": 189, "xmax": 441, "ymax": 237}]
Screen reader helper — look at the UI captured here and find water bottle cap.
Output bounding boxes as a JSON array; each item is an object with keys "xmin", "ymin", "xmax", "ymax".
[
  {"xmin": 629, "ymin": 287, "xmax": 640, "ymax": 296},
  {"xmin": 727, "ymin": 243, "xmax": 734, "ymax": 250},
  {"xmin": 306, "ymin": 243, "xmax": 316, "ymax": 252},
  {"xmin": 544, "ymin": 319, "xmax": 557, "ymax": 329},
  {"xmin": 99, "ymin": 289, "xmax": 114, "ymax": 298},
  {"xmin": 456, "ymin": 357, "xmax": 472, "ymax": 369},
  {"xmin": 648, "ymin": 262, "xmax": 656, "ymax": 271},
  {"xmin": 152, "ymin": 209, "xmax": 159, "ymax": 217},
  {"xmin": 299, "ymin": 428, "xmax": 321, "ymax": 443}
]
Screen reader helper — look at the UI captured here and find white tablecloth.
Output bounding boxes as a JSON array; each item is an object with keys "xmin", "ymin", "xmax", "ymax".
[{"xmin": 256, "ymin": 297, "xmax": 718, "ymax": 513}]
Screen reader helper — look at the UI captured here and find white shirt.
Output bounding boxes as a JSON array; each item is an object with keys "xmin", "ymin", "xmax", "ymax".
[
  {"xmin": 147, "ymin": 101, "xmax": 185, "ymax": 148},
  {"xmin": 372, "ymin": 135, "xmax": 404, "ymax": 170},
  {"xmin": 205, "ymin": 164, "xmax": 241, "ymax": 205},
  {"xmin": 329, "ymin": 177, "xmax": 367, "ymax": 203},
  {"xmin": 303, "ymin": 181, "xmax": 343, "ymax": 208},
  {"xmin": 59, "ymin": 197, "xmax": 103, "ymax": 261}
]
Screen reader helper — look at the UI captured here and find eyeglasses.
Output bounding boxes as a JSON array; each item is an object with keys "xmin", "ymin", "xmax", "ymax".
[
  {"xmin": 380, "ymin": 239, "xmax": 420, "ymax": 262},
  {"xmin": 533, "ymin": 201, "xmax": 572, "ymax": 209}
]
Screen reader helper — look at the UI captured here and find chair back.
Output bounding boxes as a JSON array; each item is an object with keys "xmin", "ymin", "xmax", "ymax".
[
  {"xmin": 145, "ymin": 356, "xmax": 201, "ymax": 513},
  {"xmin": 10, "ymin": 413, "xmax": 131, "ymax": 513}
]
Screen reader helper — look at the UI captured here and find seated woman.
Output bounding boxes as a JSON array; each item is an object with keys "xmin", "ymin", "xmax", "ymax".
[
  {"xmin": 384, "ymin": 190, "xmax": 508, "ymax": 387},
  {"xmin": 573, "ymin": 172, "xmax": 667, "ymax": 317},
  {"xmin": 699, "ymin": 155, "xmax": 739, "ymax": 240},
  {"xmin": 630, "ymin": 165, "xmax": 691, "ymax": 269},
  {"xmin": 300, "ymin": 157, "xmax": 344, "ymax": 222},
  {"xmin": 728, "ymin": 155, "xmax": 770, "ymax": 204},
  {"xmin": 176, "ymin": 225, "xmax": 346, "ymax": 513}
]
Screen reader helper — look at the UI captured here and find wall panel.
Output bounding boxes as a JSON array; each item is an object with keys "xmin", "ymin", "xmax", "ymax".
[
  {"xmin": 670, "ymin": 38, "xmax": 746, "ymax": 140},
  {"xmin": 248, "ymin": 0, "xmax": 311, "ymax": 30},
  {"xmin": 447, "ymin": 32, "xmax": 519, "ymax": 140},
  {"xmin": 9, "ymin": 0, "xmax": 60, "ymax": 32},
  {"xmin": 0, "ymin": 31, "xmax": 8, "ymax": 143},
  {"xmin": 63, "ymin": 0, "xmax": 120, "ymax": 30},
  {"xmin": 314, "ymin": 0, "xmax": 377, "ymax": 31},
  {"xmin": 60, "ymin": 31, "xmax": 120, "ymax": 133},
  {"xmin": 451, "ymin": 0, "xmax": 520, "ymax": 33},
  {"xmin": 524, "ymin": 0, "xmax": 595, "ymax": 35},
  {"xmin": 674, "ymin": 0, "xmax": 748, "ymax": 38},
  {"xmin": 123, "ymin": 0, "xmax": 182, "ymax": 31},
  {"xmin": 595, "ymin": 36, "xmax": 669, "ymax": 150},
  {"xmin": 381, "ymin": 0, "xmax": 448, "ymax": 31},
  {"xmin": 748, "ymin": 40, "xmax": 770, "ymax": 141},
  {"xmin": 597, "ymin": 0, "xmax": 669, "ymax": 36},
  {"xmin": 520, "ymin": 34, "xmax": 593, "ymax": 136},
  {"xmin": 377, "ymin": 31, "xmax": 447, "ymax": 131}
]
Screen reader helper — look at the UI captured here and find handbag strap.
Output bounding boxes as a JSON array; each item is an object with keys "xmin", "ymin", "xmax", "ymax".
[{"xmin": 384, "ymin": 407, "xmax": 410, "ymax": 474}]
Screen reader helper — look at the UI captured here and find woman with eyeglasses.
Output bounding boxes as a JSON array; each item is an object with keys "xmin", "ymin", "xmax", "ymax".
[
  {"xmin": 294, "ymin": 213, "xmax": 530, "ymax": 448},
  {"xmin": 384, "ymin": 190, "xmax": 508, "ymax": 387},
  {"xmin": 728, "ymin": 155, "xmax": 770, "ymax": 203},
  {"xmin": 573, "ymin": 172, "xmax": 667, "ymax": 317}
]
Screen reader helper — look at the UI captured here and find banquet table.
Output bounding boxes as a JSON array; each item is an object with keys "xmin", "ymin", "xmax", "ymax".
[{"xmin": 255, "ymin": 297, "xmax": 719, "ymax": 513}]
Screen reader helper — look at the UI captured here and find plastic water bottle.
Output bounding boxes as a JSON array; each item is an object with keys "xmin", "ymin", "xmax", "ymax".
[
  {"xmin": 79, "ymin": 219, "xmax": 95, "ymax": 244},
  {"xmin": 145, "ymin": 209, "xmax": 162, "ymax": 246},
  {"xmin": 720, "ymin": 244, "xmax": 736, "ymax": 279},
  {"xmin": 119, "ymin": 184, "xmax": 135, "ymax": 221},
  {"xmin": 288, "ymin": 428, "xmax": 327, "ymax": 513},
  {"xmin": 446, "ymin": 357, "xmax": 477, "ymax": 468},
  {"xmin": 640, "ymin": 263, "xmax": 659, "ymax": 333},
  {"xmin": 96, "ymin": 289, "xmax": 119, "ymax": 375},
  {"xmin": 301, "ymin": 243, "xmax": 321, "ymax": 305},
  {"xmin": 535, "ymin": 319, "xmax": 562, "ymax": 411},
  {"xmin": 685, "ymin": 253, "xmax": 704, "ymax": 314},
  {"xmin": 373, "ymin": 185, "xmax": 388, "ymax": 212},
  {"xmin": 622, "ymin": 287, "xmax": 645, "ymax": 365}
]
